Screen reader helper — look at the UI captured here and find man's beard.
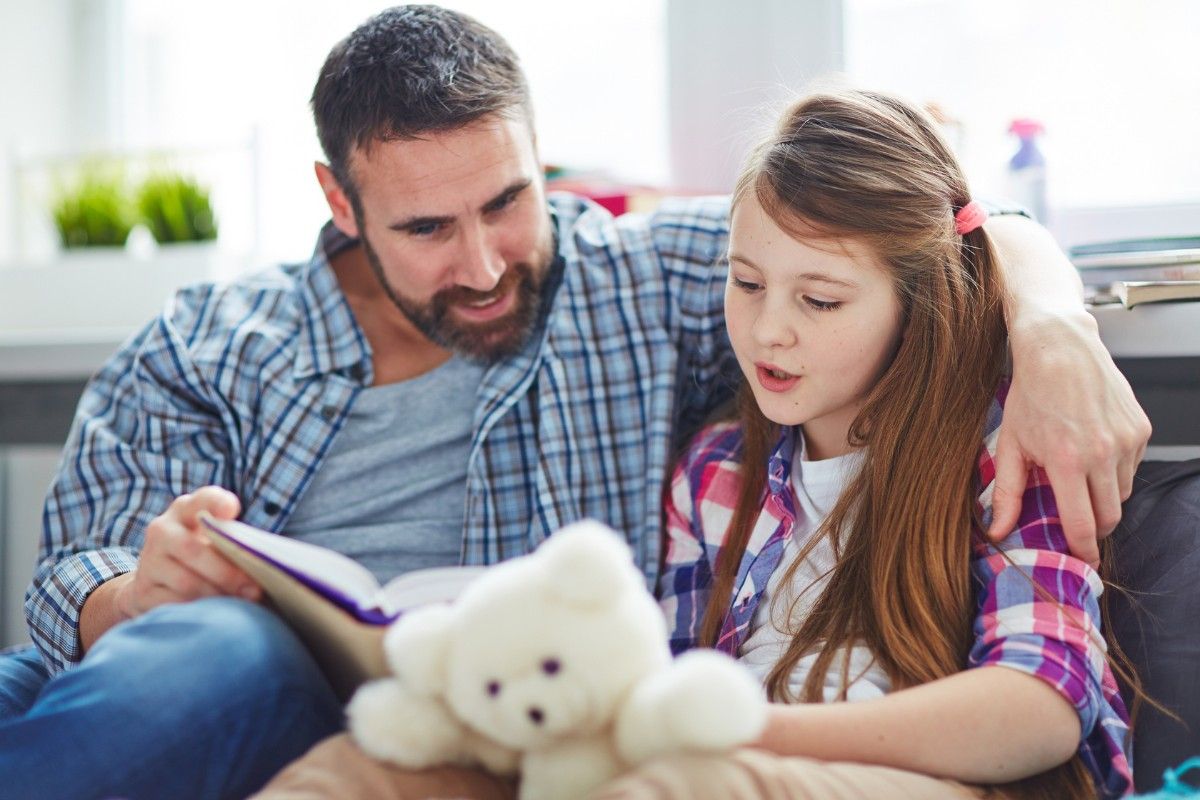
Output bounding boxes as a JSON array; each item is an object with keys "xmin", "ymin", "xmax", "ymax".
[{"xmin": 359, "ymin": 231, "xmax": 552, "ymax": 364}]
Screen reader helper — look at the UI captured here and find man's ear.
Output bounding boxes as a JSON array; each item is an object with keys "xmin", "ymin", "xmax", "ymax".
[{"xmin": 314, "ymin": 161, "xmax": 360, "ymax": 239}]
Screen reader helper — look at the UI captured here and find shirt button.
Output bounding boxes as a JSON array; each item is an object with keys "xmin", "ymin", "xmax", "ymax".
[
  {"xmin": 264, "ymin": 501, "xmax": 281, "ymax": 515},
  {"xmin": 320, "ymin": 405, "xmax": 337, "ymax": 420}
]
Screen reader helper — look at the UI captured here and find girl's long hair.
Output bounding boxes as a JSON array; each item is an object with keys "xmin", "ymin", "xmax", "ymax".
[{"xmin": 698, "ymin": 90, "xmax": 1098, "ymax": 798}]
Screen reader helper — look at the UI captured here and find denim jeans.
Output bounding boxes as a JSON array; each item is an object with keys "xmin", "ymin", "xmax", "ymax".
[{"xmin": 0, "ymin": 597, "xmax": 343, "ymax": 799}]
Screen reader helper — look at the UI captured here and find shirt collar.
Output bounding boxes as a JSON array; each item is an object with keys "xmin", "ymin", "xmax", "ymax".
[
  {"xmin": 292, "ymin": 222, "xmax": 373, "ymax": 381},
  {"xmin": 766, "ymin": 426, "xmax": 800, "ymax": 496}
]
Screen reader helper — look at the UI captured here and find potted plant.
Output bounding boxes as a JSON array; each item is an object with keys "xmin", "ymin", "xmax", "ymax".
[
  {"xmin": 136, "ymin": 172, "xmax": 219, "ymax": 244},
  {"xmin": 51, "ymin": 167, "xmax": 135, "ymax": 250}
]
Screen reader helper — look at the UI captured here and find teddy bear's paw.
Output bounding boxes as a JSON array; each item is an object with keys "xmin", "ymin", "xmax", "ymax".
[
  {"xmin": 519, "ymin": 737, "xmax": 622, "ymax": 800},
  {"xmin": 615, "ymin": 650, "xmax": 767, "ymax": 764},
  {"xmin": 346, "ymin": 679, "xmax": 469, "ymax": 768},
  {"xmin": 465, "ymin": 729, "xmax": 522, "ymax": 776},
  {"xmin": 668, "ymin": 650, "xmax": 767, "ymax": 750}
]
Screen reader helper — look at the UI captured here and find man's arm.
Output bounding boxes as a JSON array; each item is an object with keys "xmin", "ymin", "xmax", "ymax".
[
  {"xmin": 78, "ymin": 488, "xmax": 259, "ymax": 652},
  {"xmin": 29, "ymin": 308, "xmax": 260, "ymax": 670},
  {"xmin": 984, "ymin": 214, "xmax": 1151, "ymax": 566}
]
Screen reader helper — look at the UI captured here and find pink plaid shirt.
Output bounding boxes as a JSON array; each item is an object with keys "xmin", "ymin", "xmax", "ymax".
[{"xmin": 659, "ymin": 391, "xmax": 1133, "ymax": 797}]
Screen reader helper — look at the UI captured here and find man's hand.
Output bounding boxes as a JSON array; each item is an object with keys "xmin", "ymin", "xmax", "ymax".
[
  {"xmin": 80, "ymin": 487, "xmax": 263, "ymax": 651},
  {"xmin": 988, "ymin": 312, "xmax": 1151, "ymax": 566}
]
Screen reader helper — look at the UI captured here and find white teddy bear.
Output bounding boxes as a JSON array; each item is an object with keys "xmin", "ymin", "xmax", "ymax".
[{"xmin": 347, "ymin": 520, "xmax": 767, "ymax": 800}]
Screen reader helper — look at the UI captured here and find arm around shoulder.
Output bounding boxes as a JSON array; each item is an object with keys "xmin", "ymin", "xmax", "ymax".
[{"xmin": 983, "ymin": 213, "xmax": 1150, "ymax": 561}]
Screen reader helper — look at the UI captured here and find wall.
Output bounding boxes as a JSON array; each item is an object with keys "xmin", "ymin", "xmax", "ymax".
[
  {"xmin": 667, "ymin": 0, "xmax": 844, "ymax": 192},
  {"xmin": 1, "ymin": 448, "xmax": 60, "ymax": 647}
]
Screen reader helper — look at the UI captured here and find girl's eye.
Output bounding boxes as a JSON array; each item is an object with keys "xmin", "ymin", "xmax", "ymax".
[
  {"xmin": 731, "ymin": 276, "xmax": 761, "ymax": 292},
  {"xmin": 804, "ymin": 296, "xmax": 842, "ymax": 312}
]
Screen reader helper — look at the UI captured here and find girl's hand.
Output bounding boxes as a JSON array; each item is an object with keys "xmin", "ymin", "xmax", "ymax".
[{"xmin": 988, "ymin": 311, "xmax": 1150, "ymax": 567}]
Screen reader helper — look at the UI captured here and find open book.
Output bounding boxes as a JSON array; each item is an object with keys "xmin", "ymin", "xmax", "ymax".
[{"xmin": 199, "ymin": 513, "xmax": 484, "ymax": 698}]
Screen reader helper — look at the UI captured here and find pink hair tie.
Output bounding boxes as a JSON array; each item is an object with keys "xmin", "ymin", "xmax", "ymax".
[{"xmin": 954, "ymin": 200, "xmax": 988, "ymax": 235}]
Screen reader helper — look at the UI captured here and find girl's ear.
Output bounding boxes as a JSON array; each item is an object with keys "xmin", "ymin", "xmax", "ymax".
[{"xmin": 382, "ymin": 604, "xmax": 456, "ymax": 696}]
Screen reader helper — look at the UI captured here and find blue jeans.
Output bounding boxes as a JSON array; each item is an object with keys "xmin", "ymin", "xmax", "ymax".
[{"xmin": 0, "ymin": 598, "xmax": 343, "ymax": 799}]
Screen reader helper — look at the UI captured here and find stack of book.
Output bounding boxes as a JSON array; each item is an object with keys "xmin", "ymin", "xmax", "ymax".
[{"xmin": 1073, "ymin": 237, "xmax": 1200, "ymax": 309}]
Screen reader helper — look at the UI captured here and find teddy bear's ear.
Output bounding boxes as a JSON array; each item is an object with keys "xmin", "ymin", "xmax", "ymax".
[
  {"xmin": 535, "ymin": 520, "xmax": 643, "ymax": 609},
  {"xmin": 383, "ymin": 604, "xmax": 455, "ymax": 696}
]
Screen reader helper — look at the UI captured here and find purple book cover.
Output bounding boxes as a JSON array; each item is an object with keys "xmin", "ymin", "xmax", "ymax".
[{"xmin": 200, "ymin": 515, "xmax": 396, "ymax": 626}]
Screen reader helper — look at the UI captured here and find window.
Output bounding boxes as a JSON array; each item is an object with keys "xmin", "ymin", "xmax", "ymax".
[
  {"xmin": 115, "ymin": 0, "xmax": 668, "ymax": 262},
  {"xmin": 844, "ymin": 0, "xmax": 1200, "ymax": 213}
]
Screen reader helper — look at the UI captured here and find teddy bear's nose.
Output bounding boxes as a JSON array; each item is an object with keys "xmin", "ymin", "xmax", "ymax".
[{"xmin": 527, "ymin": 707, "xmax": 545, "ymax": 725}]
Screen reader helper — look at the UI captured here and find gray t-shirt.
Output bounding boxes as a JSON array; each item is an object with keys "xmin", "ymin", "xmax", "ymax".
[{"xmin": 285, "ymin": 356, "xmax": 485, "ymax": 584}]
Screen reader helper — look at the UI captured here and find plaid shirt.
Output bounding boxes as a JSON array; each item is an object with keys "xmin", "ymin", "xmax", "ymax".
[
  {"xmin": 29, "ymin": 193, "xmax": 737, "ymax": 673},
  {"xmin": 660, "ymin": 392, "xmax": 1133, "ymax": 797}
]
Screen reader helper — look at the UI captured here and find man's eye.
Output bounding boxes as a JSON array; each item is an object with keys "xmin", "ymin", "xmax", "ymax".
[
  {"xmin": 731, "ymin": 277, "xmax": 761, "ymax": 292},
  {"xmin": 804, "ymin": 296, "xmax": 842, "ymax": 312},
  {"xmin": 409, "ymin": 223, "xmax": 441, "ymax": 237}
]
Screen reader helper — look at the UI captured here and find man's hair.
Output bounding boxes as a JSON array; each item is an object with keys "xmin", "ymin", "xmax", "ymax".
[{"xmin": 311, "ymin": 5, "xmax": 531, "ymax": 203}]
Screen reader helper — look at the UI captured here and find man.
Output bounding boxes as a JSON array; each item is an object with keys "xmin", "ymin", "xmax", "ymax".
[{"xmin": 0, "ymin": 5, "xmax": 1172, "ymax": 798}]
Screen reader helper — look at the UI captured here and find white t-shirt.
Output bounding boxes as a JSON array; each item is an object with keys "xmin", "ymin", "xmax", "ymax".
[{"xmin": 738, "ymin": 441, "xmax": 892, "ymax": 701}]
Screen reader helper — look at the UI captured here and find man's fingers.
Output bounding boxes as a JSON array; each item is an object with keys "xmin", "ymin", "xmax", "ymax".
[
  {"xmin": 155, "ymin": 558, "xmax": 227, "ymax": 602},
  {"xmin": 1089, "ymin": 471, "xmax": 1124, "ymax": 540},
  {"xmin": 142, "ymin": 498, "xmax": 260, "ymax": 601},
  {"xmin": 1116, "ymin": 454, "xmax": 1138, "ymax": 504},
  {"xmin": 164, "ymin": 514, "xmax": 261, "ymax": 598},
  {"xmin": 127, "ymin": 559, "xmax": 223, "ymax": 615},
  {"xmin": 987, "ymin": 437, "xmax": 1029, "ymax": 541},
  {"xmin": 178, "ymin": 541, "xmax": 261, "ymax": 599},
  {"xmin": 1045, "ymin": 465, "xmax": 1101, "ymax": 568},
  {"xmin": 171, "ymin": 486, "xmax": 242, "ymax": 527}
]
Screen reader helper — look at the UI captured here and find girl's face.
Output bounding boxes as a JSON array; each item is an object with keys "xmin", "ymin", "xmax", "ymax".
[{"xmin": 725, "ymin": 193, "xmax": 905, "ymax": 460}]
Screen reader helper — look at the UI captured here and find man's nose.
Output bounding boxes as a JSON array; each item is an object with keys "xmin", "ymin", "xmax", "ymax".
[{"xmin": 455, "ymin": 225, "xmax": 505, "ymax": 293}]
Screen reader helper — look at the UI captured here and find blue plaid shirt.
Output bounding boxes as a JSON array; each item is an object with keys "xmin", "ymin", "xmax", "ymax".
[{"xmin": 28, "ymin": 193, "xmax": 738, "ymax": 673}]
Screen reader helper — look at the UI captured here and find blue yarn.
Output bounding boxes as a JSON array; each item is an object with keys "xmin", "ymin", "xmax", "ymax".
[{"xmin": 1133, "ymin": 757, "xmax": 1200, "ymax": 798}]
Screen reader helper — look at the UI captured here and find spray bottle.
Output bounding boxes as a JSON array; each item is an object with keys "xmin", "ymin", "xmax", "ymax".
[{"xmin": 1006, "ymin": 118, "xmax": 1047, "ymax": 223}]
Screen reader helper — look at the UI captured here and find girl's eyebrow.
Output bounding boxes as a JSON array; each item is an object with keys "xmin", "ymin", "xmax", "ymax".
[{"xmin": 729, "ymin": 252, "xmax": 860, "ymax": 289}]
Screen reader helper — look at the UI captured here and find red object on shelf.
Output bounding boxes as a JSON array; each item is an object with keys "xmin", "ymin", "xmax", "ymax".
[{"xmin": 546, "ymin": 178, "xmax": 632, "ymax": 216}]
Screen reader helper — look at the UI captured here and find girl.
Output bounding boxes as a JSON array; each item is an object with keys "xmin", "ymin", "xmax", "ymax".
[
  {"xmin": 252, "ymin": 90, "xmax": 1137, "ymax": 800},
  {"xmin": 601, "ymin": 90, "xmax": 1132, "ymax": 800}
]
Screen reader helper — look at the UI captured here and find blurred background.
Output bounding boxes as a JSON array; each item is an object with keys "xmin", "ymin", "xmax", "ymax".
[
  {"xmin": 2, "ymin": 0, "xmax": 1198, "ymax": 645},
  {"xmin": 2, "ymin": 0, "xmax": 1197, "ymax": 267}
]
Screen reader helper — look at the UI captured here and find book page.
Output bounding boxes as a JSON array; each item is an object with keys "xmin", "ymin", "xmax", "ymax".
[
  {"xmin": 201, "ymin": 514, "xmax": 384, "ymax": 613},
  {"xmin": 381, "ymin": 565, "xmax": 487, "ymax": 611}
]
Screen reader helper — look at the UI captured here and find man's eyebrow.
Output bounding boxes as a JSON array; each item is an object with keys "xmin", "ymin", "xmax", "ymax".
[
  {"xmin": 387, "ymin": 179, "xmax": 532, "ymax": 232},
  {"xmin": 729, "ymin": 252, "xmax": 859, "ymax": 289},
  {"xmin": 481, "ymin": 179, "xmax": 532, "ymax": 211}
]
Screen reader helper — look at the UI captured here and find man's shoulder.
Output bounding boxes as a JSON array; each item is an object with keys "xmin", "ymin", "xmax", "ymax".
[
  {"xmin": 155, "ymin": 261, "xmax": 310, "ymax": 363},
  {"xmin": 548, "ymin": 192, "xmax": 731, "ymax": 316},
  {"xmin": 549, "ymin": 192, "xmax": 729, "ymax": 248}
]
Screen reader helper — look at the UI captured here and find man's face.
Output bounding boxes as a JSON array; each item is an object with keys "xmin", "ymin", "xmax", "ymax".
[{"xmin": 343, "ymin": 115, "xmax": 554, "ymax": 362}]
